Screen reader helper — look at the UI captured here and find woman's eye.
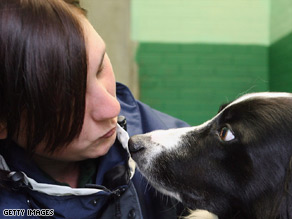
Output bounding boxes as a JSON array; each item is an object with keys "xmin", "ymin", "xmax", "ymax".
[{"xmin": 219, "ymin": 127, "xmax": 235, "ymax": 142}]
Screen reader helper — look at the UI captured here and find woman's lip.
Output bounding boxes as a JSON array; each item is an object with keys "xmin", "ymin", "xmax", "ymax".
[{"xmin": 101, "ymin": 127, "xmax": 116, "ymax": 138}]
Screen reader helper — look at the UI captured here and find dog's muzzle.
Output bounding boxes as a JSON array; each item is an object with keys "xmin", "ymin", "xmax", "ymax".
[{"xmin": 128, "ymin": 136, "xmax": 146, "ymax": 154}]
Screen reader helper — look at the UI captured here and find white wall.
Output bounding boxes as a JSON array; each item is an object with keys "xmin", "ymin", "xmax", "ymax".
[
  {"xmin": 270, "ymin": 0, "xmax": 292, "ymax": 43},
  {"xmin": 132, "ymin": 0, "xmax": 270, "ymax": 45}
]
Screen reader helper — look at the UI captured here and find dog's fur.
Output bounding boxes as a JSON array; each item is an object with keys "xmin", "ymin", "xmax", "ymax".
[{"xmin": 128, "ymin": 92, "xmax": 292, "ymax": 219}]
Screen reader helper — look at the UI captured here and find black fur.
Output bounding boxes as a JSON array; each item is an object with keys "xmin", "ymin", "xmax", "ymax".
[{"xmin": 128, "ymin": 93, "xmax": 292, "ymax": 219}]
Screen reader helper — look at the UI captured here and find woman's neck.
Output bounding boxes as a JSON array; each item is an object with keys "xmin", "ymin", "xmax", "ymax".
[{"xmin": 32, "ymin": 155, "xmax": 80, "ymax": 188}]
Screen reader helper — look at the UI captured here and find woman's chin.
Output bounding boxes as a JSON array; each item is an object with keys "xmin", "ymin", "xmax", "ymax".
[{"xmin": 87, "ymin": 134, "xmax": 117, "ymax": 158}]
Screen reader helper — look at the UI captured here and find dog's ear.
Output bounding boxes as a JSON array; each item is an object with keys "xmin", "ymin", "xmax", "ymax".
[{"xmin": 218, "ymin": 103, "xmax": 230, "ymax": 113}]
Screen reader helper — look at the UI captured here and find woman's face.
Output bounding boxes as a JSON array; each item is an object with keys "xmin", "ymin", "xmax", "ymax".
[{"xmin": 27, "ymin": 17, "xmax": 121, "ymax": 161}]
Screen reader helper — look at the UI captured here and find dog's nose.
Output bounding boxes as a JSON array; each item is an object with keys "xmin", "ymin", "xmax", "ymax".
[{"xmin": 128, "ymin": 137, "xmax": 145, "ymax": 153}]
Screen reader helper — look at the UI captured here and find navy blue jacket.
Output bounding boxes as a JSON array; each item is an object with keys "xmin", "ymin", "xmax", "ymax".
[{"xmin": 0, "ymin": 83, "xmax": 189, "ymax": 218}]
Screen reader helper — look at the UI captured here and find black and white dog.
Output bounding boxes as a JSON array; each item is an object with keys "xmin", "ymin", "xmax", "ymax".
[{"xmin": 128, "ymin": 92, "xmax": 292, "ymax": 219}]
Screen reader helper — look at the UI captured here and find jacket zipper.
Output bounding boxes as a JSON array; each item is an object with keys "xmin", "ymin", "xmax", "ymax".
[
  {"xmin": 112, "ymin": 187, "xmax": 126, "ymax": 218},
  {"xmin": 86, "ymin": 184, "xmax": 126, "ymax": 218}
]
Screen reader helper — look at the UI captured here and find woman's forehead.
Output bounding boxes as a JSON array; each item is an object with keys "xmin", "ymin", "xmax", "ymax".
[
  {"xmin": 79, "ymin": 17, "xmax": 106, "ymax": 73},
  {"xmin": 80, "ymin": 17, "xmax": 105, "ymax": 55}
]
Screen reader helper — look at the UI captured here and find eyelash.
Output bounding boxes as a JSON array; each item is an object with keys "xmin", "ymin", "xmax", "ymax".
[{"xmin": 97, "ymin": 64, "xmax": 105, "ymax": 75}]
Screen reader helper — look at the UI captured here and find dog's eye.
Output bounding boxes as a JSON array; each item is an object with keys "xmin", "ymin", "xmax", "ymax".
[{"xmin": 219, "ymin": 127, "xmax": 235, "ymax": 141}]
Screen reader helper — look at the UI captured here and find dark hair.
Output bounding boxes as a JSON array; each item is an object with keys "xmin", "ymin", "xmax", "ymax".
[
  {"xmin": 0, "ymin": 0, "xmax": 87, "ymax": 153},
  {"xmin": 63, "ymin": 0, "xmax": 87, "ymax": 15}
]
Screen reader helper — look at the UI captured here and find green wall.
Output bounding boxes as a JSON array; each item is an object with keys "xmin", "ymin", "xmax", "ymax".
[
  {"xmin": 269, "ymin": 32, "xmax": 292, "ymax": 92},
  {"xmin": 137, "ymin": 43, "xmax": 268, "ymax": 125},
  {"xmin": 270, "ymin": 0, "xmax": 292, "ymax": 44},
  {"xmin": 132, "ymin": 0, "xmax": 292, "ymax": 125},
  {"xmin": 132, "ymin": 0, "xmax": 269, "ymax": 45},
  {"xmin": 269, "ymin": 0, "xmax": 292, "ymax": 92}
]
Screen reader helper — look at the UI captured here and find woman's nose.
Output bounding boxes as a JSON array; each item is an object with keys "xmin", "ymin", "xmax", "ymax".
[{"xmin": 88, "ymin": 84, "xmax": 121, "ymax": 121}]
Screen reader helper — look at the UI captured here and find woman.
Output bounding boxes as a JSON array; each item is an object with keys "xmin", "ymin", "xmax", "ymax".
[{"xmin": 0, "ymin": 0, "xmax": 188, "ymax": 218}]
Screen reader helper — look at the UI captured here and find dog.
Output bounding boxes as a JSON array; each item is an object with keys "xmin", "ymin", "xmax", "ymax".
[{"xmin": 128, "ymin": 92, "xmax": 292, "ymax": 219}]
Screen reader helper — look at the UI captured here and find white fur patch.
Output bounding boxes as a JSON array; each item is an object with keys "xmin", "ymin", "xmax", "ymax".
[
  {"xmin": 184, "ymin": 209, "xmax": 218, "ymax": 219},
  {"xmin": 144, "ymin": 120, "xmax": 212, "ymax": 150},
  {"xmin": 144, "ymin": 126, "xmax": 195, "ymax": 150},
  {"xmin": 229, "ymin": 92, "xmax": 292, "ymax": 108},
  {"xmin": 141, "ymin": 92, "xmax": 292, "ymax": 164}
]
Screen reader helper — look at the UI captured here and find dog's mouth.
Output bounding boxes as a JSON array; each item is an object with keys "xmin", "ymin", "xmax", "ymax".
[
  {"xmin": 128, "ymin": 134, "xmax": 173, "ymax": 188},
  {"xmin": 128, "ymin": 134, "xmax": 161, "ymax": 173},
  {"xmin": 127, "ymin": 128, "xmax": 230, "ymax": 214},
  {"xmin": 128, "ymin": 134, "xmax": 207, "ymax": 205},
  {"xmin": 128, "ymin": 132, "xmax": 191, "ymax": 202}
]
